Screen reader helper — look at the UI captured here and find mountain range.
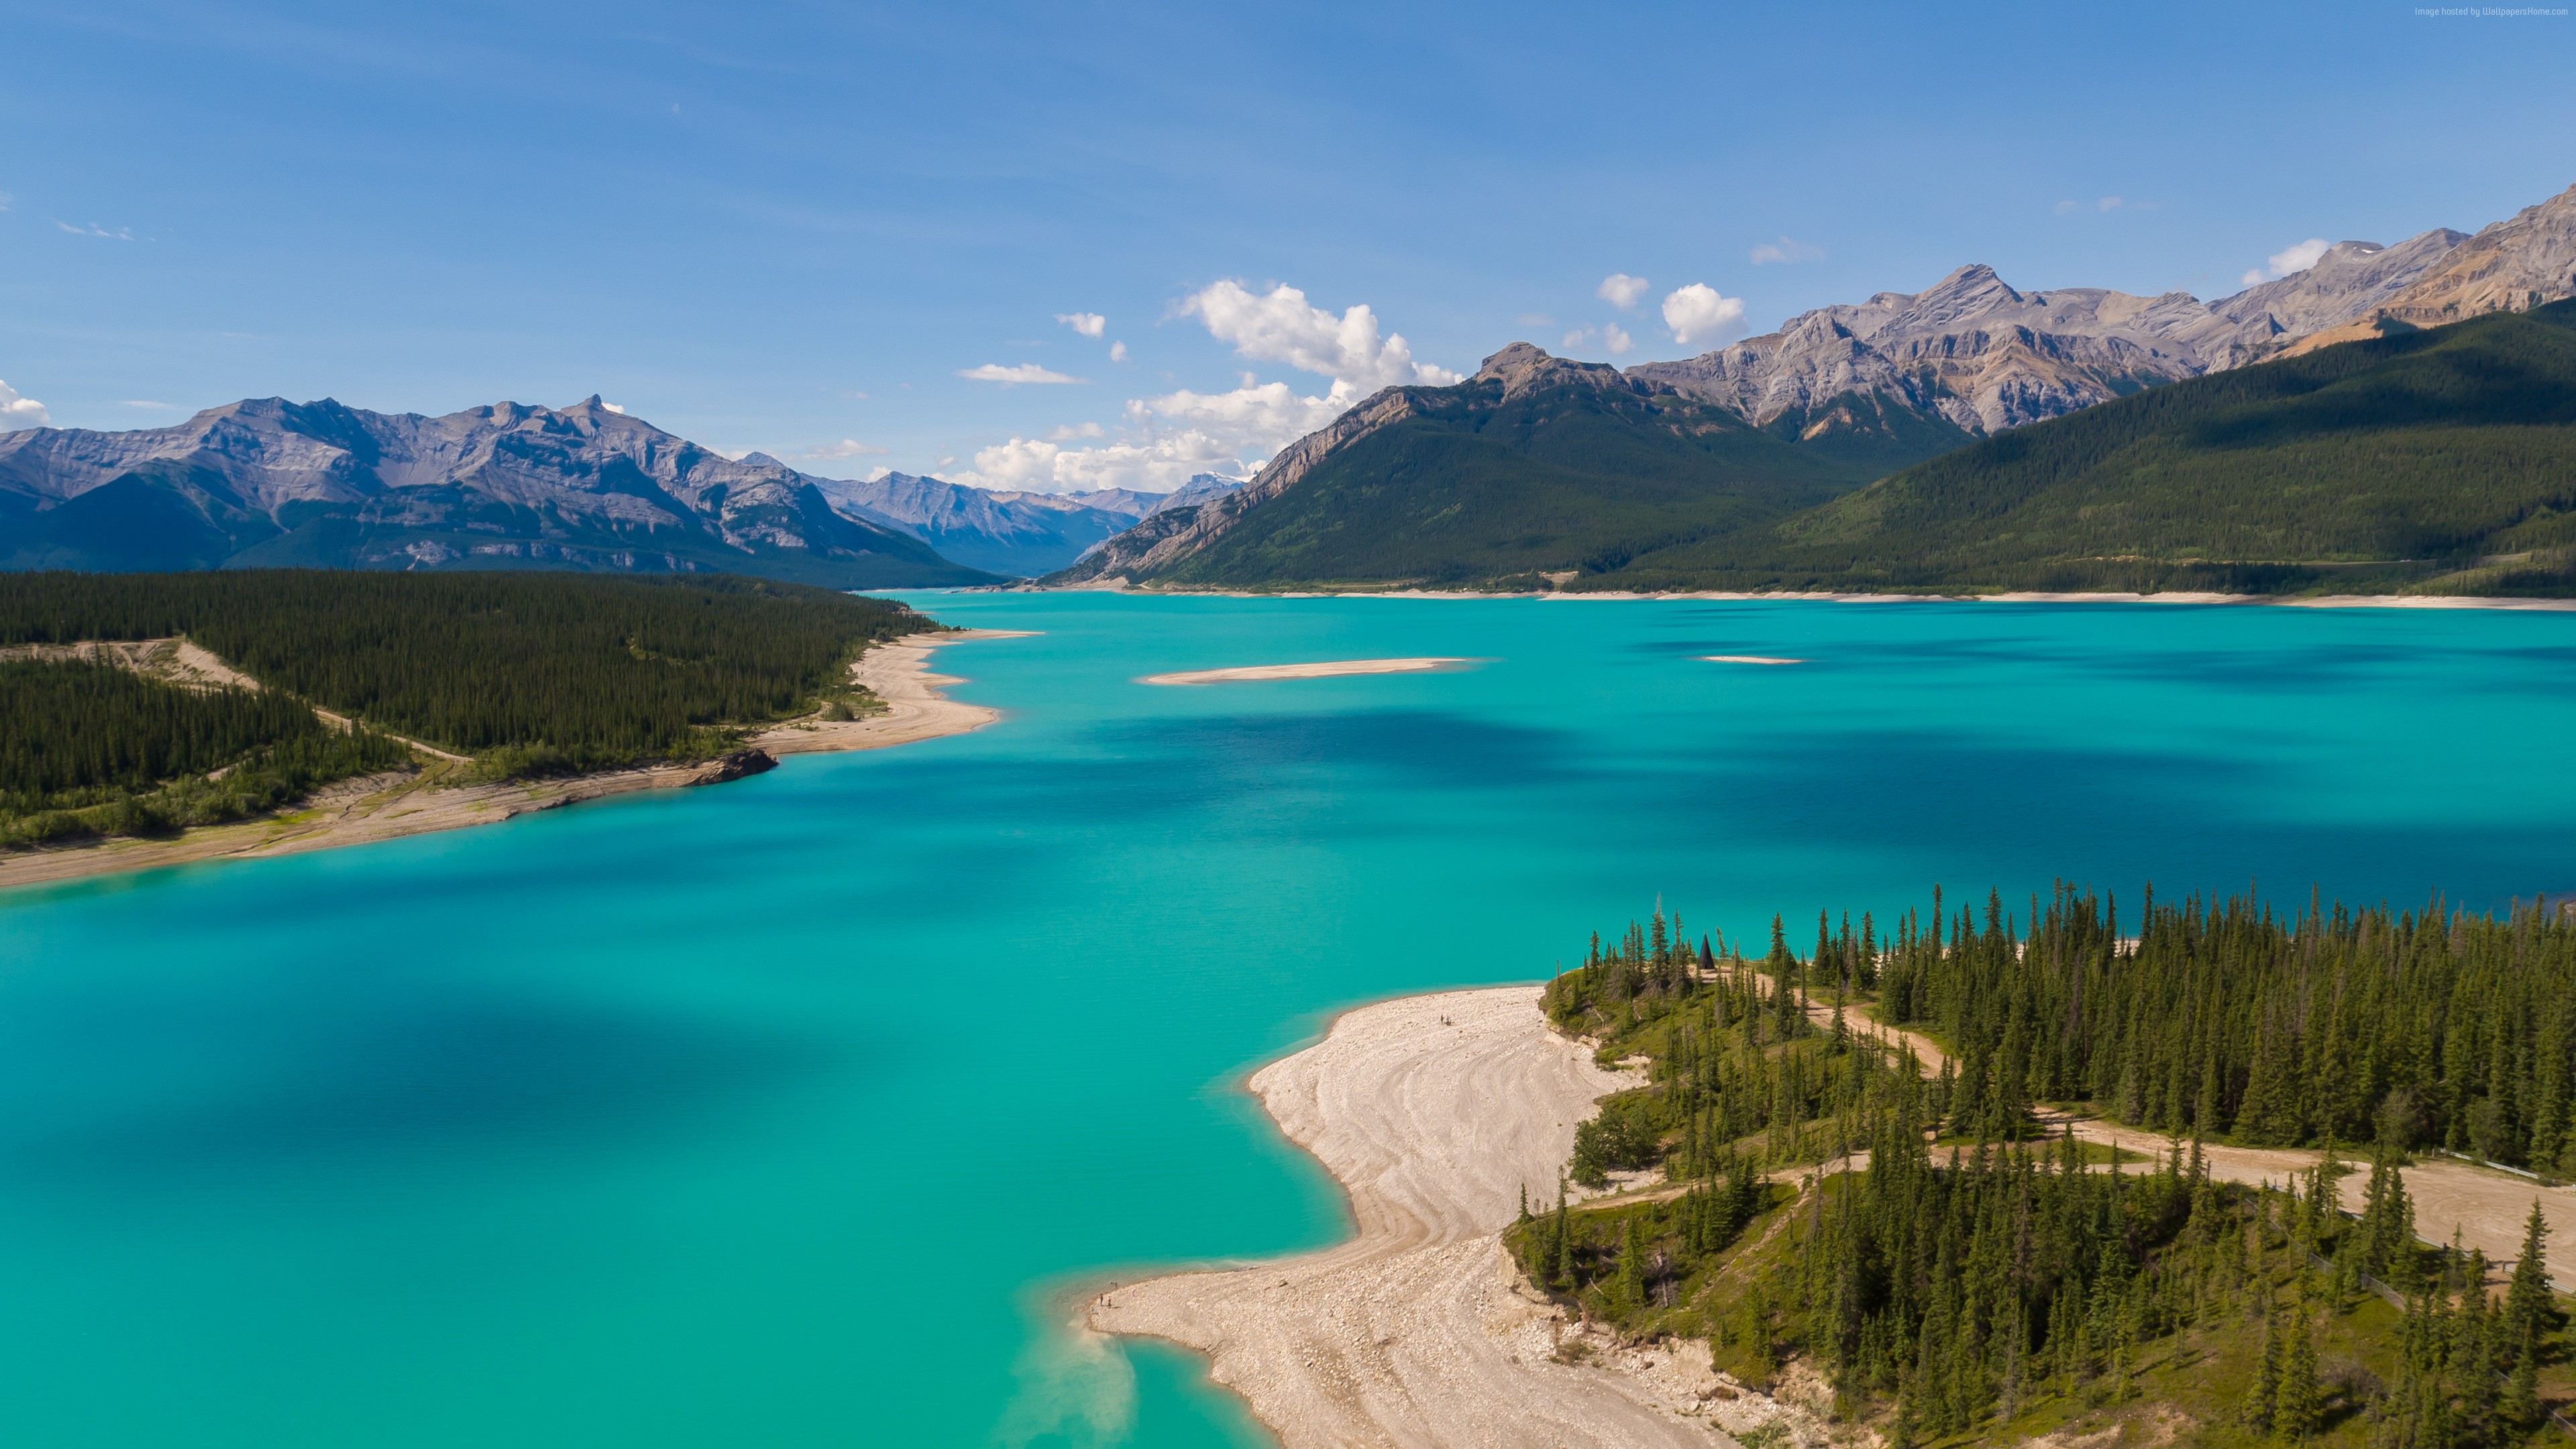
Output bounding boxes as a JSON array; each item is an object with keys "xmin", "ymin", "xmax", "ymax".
[
  {"xmin": 9, "ymin": 181, "xmax": 2571, "ymax": 596},
  {"xmin": 1057, "ymin": 180, "xmax": 2576, "ymax": 592},
  {"xmin": 0, "ymin": 395, "xmax": 1246, "ymax": 585},
  {"xmin": 808, "ymin": 471, "xmax": 1241, "ymax": 576},
  {"xmin": 0, "ymin": 396, "xmax": 996, "ymax": 587}
]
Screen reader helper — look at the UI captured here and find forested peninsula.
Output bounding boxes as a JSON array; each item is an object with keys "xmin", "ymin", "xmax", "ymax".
[
  {"xmin": 1512, "ymin": 888, "xmax": 2576, "ymax": 1448},
  {"xmin": 0, "ymin": 570, "xmax": 952, "ymax": 874}
]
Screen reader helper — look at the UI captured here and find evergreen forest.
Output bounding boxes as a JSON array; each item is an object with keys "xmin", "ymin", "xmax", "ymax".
[
  {"xmin": 1511, "ymin": 888, "xmax": 2576, "ymax": 1446},
  {"xmin": 1, "ymin": 656, "xmax": 413, "ymax": 846},
  {"xmin": 0, "ymin": 570, "xmax": 930, "ymax": 848},
  {"xmin": 1, "ymin": 570, "xmax": 926, "ymax": 770}
]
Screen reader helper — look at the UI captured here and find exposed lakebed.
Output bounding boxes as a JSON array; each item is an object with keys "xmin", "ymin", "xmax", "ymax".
[{"xmin": 2, "ymin": 593, "xmax": 2571, "ymax": 1447}]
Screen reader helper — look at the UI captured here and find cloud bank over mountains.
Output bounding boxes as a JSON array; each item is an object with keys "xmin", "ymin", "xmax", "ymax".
[
  {"xmin": 0, "ymin": 380, "xmax": 47, "ymax": 428},
  {"xmin": 957, "ymin": 280, "xmax": 1461, "ymax": 493}
]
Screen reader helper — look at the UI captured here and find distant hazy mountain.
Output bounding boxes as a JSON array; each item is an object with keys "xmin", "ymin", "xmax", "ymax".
[
  {"xmin": 0, "ymin": 396, "xmax": 997, "ymax": 587},
  {"xmin": 1059, "ymin": 180, "xmax": 2576, "ymax": 593},
  {"xmin": 1149, "ymin": 473, "xmax": 1247, "ymax": 515},
  {"xmin": 806, "ymin": 471, "xmax": 1246, "ymax": 576}
]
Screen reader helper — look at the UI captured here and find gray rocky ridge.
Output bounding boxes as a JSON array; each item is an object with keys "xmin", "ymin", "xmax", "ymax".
[
  {"xmin": 1058, "ymin": 178, "xmax": 2576, "ymax": 585},
  {"xmin": 0, "ymin": 395, "xmax": 990, "ymax": 586}
]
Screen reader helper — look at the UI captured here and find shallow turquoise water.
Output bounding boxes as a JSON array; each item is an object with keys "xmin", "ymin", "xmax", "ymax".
[{"xmin": 3, "ymin": 594, "xmax": 2573, "ymax": 1446}]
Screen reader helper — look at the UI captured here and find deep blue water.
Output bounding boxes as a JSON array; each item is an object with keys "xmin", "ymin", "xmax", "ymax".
[{"xmin": 1, "ymin": 594, "xmax": 2571, "ymax": 1446}]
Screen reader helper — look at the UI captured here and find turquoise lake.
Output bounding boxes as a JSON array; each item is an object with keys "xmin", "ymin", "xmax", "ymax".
[{"xmin": 3, "ymin": 593, "xmax": 2573, "ymax": 1446}]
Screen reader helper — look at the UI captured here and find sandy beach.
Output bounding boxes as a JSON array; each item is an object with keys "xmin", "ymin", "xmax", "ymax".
[
  {"xmin": 1089, "ymin": 986, "xmax": 1788, "ymax": 1448},
  {"xmin": 0, "ymin": 629, "xmax": 1029, "ymax": 892},
  {"xmin": 1138, "ymin": 657, "xmax": 1478, "ymax": 686}
]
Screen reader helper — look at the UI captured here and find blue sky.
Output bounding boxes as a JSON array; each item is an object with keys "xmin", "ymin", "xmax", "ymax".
[{"xmin": 2, "ymin": 0, "xmax": 2572, "ymax": 490}]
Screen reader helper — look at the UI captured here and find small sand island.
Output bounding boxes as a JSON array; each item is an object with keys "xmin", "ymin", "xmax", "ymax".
[{"xmin": 1139, "ymin": 657, "xmax": 1479, "ymax": 686}]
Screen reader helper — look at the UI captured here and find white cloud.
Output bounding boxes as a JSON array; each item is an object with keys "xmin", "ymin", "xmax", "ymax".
[
  {"xmin": 54, "ymin": 219, "xmax": 134, "ymax": 241},
  {"xmin": 119, "ymin": 399, "xmax": 176, "ymax": 410},
  {"xmin": 1056, "ymin": 312, "xmax": 1107, "ymax": 339},
  {"xmin": 1179, "ymin": 280, "xmax": 1460, "ymax": 390},
  {"xmin": 0, "ymin": 191, "xmax": 13, "ymax": 211},
  {"xmin": 2247, "ymin": 237, "xmax": 2333, "ymax": 286},
  {"xmin": 958, "ymin": 363, "xmax": 1085, "ymax": 385},
  {"xmin": 959, "ymin": 278, "xmax": 1455, "ymax": 493},
  {"xmin": 797, "ymin": 439, "xmax": 888, "ymax": 460},
  {"xmin": 1662, "ymin": 283, "xmax": 1748, "ymax": 349},
  {"xmin": 1515, "ymin": 311, "xmax": 1554, "ymax": 328},
  {"xmin": 0, "ymin": 379, "xmax": 48, "ymax": 429},
  {"xmin": 1748, "ymin": 236, "xmax": 1825, "ymax": 266},
  {"xmin": 1136, "ymin": 378, "xmax": 1352, "ymax": 447},
  {"xmin": 600, "ymin": 401, "xmax": 627, "ymax": 415},
  {"xmin": 2099, "ymin": 196, "xmax": 2124, "ymax": 213},
  {"xmin": 1108, "ymin": 341, "xmax": 1128, "ymax": 363},
  {"xmin": 1560, "ymin": 325, "xmax": 1635, "ymax": 357},
  {"xmin": 1597, "ymin": 274, "xmax": 1650, "ymax": 311}
]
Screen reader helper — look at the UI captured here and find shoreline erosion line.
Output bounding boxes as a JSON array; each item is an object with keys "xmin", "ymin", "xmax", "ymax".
[
  {"xmin": 1034, "ymin": 584, "xmax": 2576, "ymax": 610},
  {"xmin": 1082, "ymin": 985, "xmax": 1786, "ymax": 1448},
  {"xmin": 0, "ymin": 629, "xmax": 1032, "ymax": 893}
]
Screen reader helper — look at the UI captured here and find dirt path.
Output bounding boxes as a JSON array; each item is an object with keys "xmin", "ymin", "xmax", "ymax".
[
  {"xmin": 1088, "ymin": 987, "xmax": 1751, "ymax": 1447},
  {"xmin": 0, "ymin": 630, "xmax": 1029, "ymax": 892}
]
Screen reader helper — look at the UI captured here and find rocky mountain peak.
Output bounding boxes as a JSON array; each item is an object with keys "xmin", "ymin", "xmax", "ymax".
[{"xmin": 1473, "ymin": 341, "xmax": 1633, "ymax": 400}]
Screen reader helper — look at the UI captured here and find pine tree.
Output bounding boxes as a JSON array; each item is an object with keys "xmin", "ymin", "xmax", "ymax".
[
  {"xmin": 2505, "ymin": 1199, "xmax": 2555, "ymax": 1354},
  {"xmin": 1617, "ymin": 1214, "xmax": 1646, "ymax": 1311},
  {"xmin": 2245, "ymin": 1307, "xmax": 2280, "ymax": 1431},
  {"xmin": 2275, "ymin": 1296, "xmax": 2319, "ymax": 1440}
]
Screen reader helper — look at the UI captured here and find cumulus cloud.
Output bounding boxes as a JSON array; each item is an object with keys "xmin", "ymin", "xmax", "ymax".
[
  {"xmin": 0, "ymin": 379, "xmax": 49, "ymax": 429},
  {"xmin": 2241, "ymin": 237, "xmax": 2334, "ymax": 287},
  {"xmin": 1597, "ymin": 274, "xmax": 1650, "ymax": 311},
  {"xmin": 1108, "ymin": 341, "xmax": 1128, "ymax": 363},
  {"xmin": 600, "ymin": 402, "xmax": 628, "ymax": 415},
  {"xmin": 1662, "ymin": 284, "xmax": 1748, "ymax": 349},
  {"xmin": 796, "ymin": 439, "xmax": 889, "ymax": 461},
  {"xmin": 1558, "ymin": 325, "xmax": 1634, "ymax": 358},
  {"xmin": 1748, "ymin": 236, "xmax": 1825, "ymax": 266},
  {"xmin": 1056, "ymin": 312, "xmax": 1107, "ymax": 339},
  {"xmin": 958, "ymin": 279, "xmax": 1454, "ymax": 493},
  {"xmin": 958, "ymin": 363, "xmax": 1085, "ymax": 385},
  {"xmin": 1179, "ymin": 280, "xmax": 1460, "ymax": 390}
]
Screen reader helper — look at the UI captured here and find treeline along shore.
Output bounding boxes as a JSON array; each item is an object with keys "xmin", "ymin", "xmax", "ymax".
[
  {"xmin": 0, "ymin": 570, "xmax": 999, "ymax": 883},
  {"xmin": 1504, "ymin": 886, "xmax": 2576, "ymax": 1448}
]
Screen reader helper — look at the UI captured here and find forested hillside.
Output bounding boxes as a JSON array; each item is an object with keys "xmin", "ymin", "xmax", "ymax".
[
  {"xmin": 1051, "ymin": 345, "xmax": 1968, "ymax": 588},
  {"xmin": 0, "ymin": 572, "xmax": 929, "ymax": 837},
  {"xmin": 1, "ymin": 657, "xmax": 413, "ymax": 846},
  {"xmin": 1595, "ymin": 300, "xmax": 2576, "ymax": 596},
  {"xmin": 1513, "ymin": 889, "xmax": 2576, "ymax": 1446}
]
